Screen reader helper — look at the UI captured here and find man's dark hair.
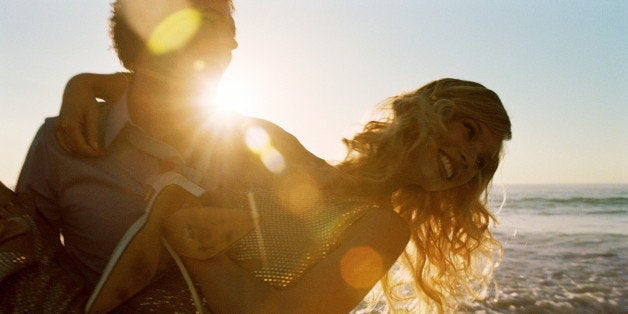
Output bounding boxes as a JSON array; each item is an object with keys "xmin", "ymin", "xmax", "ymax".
[{"xmin": 110, "ymin": 2, "xmax": 139, "ymax": 71}]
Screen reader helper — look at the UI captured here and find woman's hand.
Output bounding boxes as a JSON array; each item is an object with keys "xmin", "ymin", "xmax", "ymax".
[{"xmin": 55, "ymin": 72, "xmax": 129, "ymax": 156}]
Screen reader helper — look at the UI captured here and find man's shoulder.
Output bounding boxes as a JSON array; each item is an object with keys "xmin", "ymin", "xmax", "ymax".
[
  {"xmin": 34, "ymin": 102, "xmax": 110, "ymax": 146},
  {"xmin": 35, "ymin": 116, "xmax": 61, "ymax": 146},
  {"xmin": 17, "ymin": 116, "xmax": 67, "ymax": 193}
]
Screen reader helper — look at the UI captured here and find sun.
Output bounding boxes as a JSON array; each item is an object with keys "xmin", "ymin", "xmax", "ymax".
[{"xmin": 208, "ymin": 73, "xmax": 254, "ymax": 116}]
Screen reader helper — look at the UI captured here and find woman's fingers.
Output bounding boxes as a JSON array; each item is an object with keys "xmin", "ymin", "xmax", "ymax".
[
  {"xmin": 58, "ymin": 72, "xmax": 110, "ymax": 157},
  {"xmin": 84, "ymin": 103, "xmax": 104, "ymax": 154},
  {"xmin": 55, "ymin": 120, "xmax": 75, "ymax": 155},
  {"xmin": 55, "ymin": 117, "xmax": 101, "ymax": 157}
]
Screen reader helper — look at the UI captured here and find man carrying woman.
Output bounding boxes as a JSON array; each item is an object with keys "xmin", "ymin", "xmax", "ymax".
[{"xmin": 6, "ymin": 0, "xmax": 511, "ymax": 312}]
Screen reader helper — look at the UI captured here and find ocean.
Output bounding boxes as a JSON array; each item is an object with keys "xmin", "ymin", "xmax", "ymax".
[
  {"xmin": 353, "ymin": 184, "xmax": 627, "ymax": 313},
  {"xmin": 465, "ymin": 184, "xmax": 627, "ymax": 313}
]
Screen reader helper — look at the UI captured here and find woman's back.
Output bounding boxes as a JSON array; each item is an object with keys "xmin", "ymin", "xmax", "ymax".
[{"xmin": 203, "ymin": 117, "xmax": 391, "ymax": 289}]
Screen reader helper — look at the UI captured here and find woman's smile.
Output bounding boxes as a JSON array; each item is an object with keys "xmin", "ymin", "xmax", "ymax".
[
  {"xmin": 401, "ymin": 118, "xmax": 502, "ymax": 192},
  {"xmin": 438, "ymin": 150, "xmax": 454, "ymax": 181}
]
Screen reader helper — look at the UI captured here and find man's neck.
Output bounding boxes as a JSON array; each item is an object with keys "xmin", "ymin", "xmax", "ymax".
[{"xmin": 126, "ymin": 75, "xmax": 200, "ymax": 153}]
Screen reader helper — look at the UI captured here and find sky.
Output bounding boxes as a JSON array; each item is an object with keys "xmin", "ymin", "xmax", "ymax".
[{"xmin": 1, "ymin": 1, "xmax": 627, "ymax": 188}]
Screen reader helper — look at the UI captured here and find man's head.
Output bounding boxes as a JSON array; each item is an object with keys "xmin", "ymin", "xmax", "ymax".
[
  {"xmin": 111, "ymin": 0, "xmax": 234, "ymax": 69},
  {"xmin": 110, "ymin": 0, "xmax": 236, "ymax": 93}
]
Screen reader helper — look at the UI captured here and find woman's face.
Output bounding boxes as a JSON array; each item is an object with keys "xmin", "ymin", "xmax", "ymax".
[{"xmin": 402, "ymin": 118, "xmax": 502, "ymax": 191}]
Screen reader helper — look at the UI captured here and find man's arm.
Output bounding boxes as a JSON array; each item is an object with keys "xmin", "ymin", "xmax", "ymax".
[{"xmin": 17, "ymin": 120, "xmax": 64, "ymax": 249}]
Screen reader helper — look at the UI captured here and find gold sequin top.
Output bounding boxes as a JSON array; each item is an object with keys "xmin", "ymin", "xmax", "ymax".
[{"xmin": 225, "ymin": 187, "xmax": 373, "ymax": 289}]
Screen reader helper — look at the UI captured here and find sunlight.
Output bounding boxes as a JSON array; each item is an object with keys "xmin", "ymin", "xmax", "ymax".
[
  {"xmin": 195, "ymin": 72, "xmax": 256, "ymax": 128},
  {"xmin": 212, "ymin": 74, "xmax": 254, "ymax": 116},
  {"xmin": 244, "ymin": 125, "xmax": 286, "ymax": 174}
]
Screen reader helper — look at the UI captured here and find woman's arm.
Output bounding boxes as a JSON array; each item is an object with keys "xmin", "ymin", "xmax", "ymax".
[
  {"xmin": 183, "ymin": 207, "xmax": 410, "ymax": 313},
  {"xmin": 56, "ymin": 72, "xmax": 129, "ymax": 156}
]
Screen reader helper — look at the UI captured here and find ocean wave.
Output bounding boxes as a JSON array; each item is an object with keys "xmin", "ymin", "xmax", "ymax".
[
  {"xmin": 463, "ymin": 291, "xmax": 624, "ymax": 314},
  {"xmin": 500, "ymin": 197, "xmax": 628, "ymax": 213},
  {"xmin": 584, "ymin": 209, "xmax": 627, "ymax": 215},
  {"xmin": 531, "ymin": 209, "xmax": 627, "ymax": 216},
  {"xmin": 514, "ymin": 197, "xmax": 628, "ymax": 206}
]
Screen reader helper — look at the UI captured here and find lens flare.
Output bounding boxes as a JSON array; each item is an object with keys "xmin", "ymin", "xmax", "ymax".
[
  {"xmin": 247, "ymin": 192, "xmax": 268, "ymax": 266},
  {"xmin": 340, "ymin": 246, "xmax": 383, "ymax": 289},
  {"xmin": 277, "ymin": 172, "xmax": 321, "ymax": 215},
  {"xmin": 261, "ymin": 149, "xmax": 285, "ymax": 174},
  {"xmin": 193, "ymin": 60, "xmax": 206, "ymax": 71},
  {"xmin": 148, "ymin": 8, "xmax": 202, "ymax": 55},
  {"xmin": 245, "ymin": 126, "xmax": 285, "ymax": 174},
  {"xmin": 245, "ymin": 126, "xmax": 271, "ymax": 153}
]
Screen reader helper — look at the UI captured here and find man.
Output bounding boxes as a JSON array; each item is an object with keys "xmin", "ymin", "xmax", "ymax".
[{"xmin": 14, "ymin": 0, "xmax": 240, "ymax": 311}]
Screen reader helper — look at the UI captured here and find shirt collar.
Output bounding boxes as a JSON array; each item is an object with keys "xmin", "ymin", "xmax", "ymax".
[{"xmin": 103, "ymin": 91, "xmax": 184, "ymax": 164}]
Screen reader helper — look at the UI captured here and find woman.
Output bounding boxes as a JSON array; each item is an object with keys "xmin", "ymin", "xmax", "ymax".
[{"xmin": 56, "ymin": 76, "xmax": 511, "ymax": 313}]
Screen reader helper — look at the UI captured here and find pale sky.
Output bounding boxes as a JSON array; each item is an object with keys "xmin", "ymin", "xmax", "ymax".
[{"xmin": 1, "ymin": 1, "xmax": 627, "ymax": 188}]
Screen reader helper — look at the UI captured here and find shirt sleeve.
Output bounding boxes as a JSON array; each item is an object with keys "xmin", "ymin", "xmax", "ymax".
[{"xmin": 16, "ymin": 118, "xmax": 63, "ymax": 247}]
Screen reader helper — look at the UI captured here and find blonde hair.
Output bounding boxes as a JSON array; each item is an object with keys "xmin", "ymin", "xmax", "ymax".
[{"xmin": 339, "ymin": 78, "xmax": 511, "ymax": 312}]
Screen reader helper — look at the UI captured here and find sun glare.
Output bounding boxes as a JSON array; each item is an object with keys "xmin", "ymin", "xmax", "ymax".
[
  {"xmin": 147, "ymin": 8, "xmax": 202, "ymax": 55},
  {"xmin": 212, "ymin": 74, "xmax": 254, "ymax": 116}
]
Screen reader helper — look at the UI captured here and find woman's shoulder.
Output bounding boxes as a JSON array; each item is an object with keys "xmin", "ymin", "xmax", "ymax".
[
  {"xmin": 358, "ymin": 205, "xmax": 410, "ymax": 246},
  {"xmin": 364, "ymin": 208, "xmax": 410, "ymax": 262},
  {"xmin": 238, "ymin": 116, "xmax": 327, "ymax": 167}
]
